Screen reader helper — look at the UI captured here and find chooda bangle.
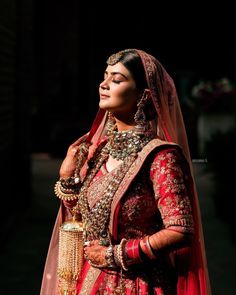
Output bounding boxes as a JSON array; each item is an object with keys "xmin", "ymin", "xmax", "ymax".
[
  {"xmin": 125, "ymin": 239, "xmax": 143, "ymax": 265},
  {"xmin": 140, "ymin": 236, "xmax": 157, "ymax": 260}
]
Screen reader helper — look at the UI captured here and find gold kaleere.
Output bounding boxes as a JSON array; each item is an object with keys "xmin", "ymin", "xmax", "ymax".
[
  {"xmin": 57, "ymin": 214, "xmax": 84, "ymax": 295},
  {"xmin": 56, "ymin": 142, "xmax": 91, "ymax": 294}
]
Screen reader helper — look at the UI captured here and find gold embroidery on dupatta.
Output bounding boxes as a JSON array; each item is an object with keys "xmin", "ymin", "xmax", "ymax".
[
  {"xmin": 86, "ymin": 169, "xmax": 111, "ymax": 209},
  {"xmin": 86, "ymin": 163, "xmax": 124, "ymax": 209},
  {"xmin": 79, "ymin": 267, "xmax": 101, "ymax": 295}
]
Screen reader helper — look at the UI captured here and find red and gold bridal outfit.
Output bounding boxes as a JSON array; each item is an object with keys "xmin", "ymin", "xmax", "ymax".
[
  {"xmin": 40, "ymin": 49, "xmax": 211, "ymax": 295},
  {"xmin": 74, "ymin": 138, "xmax": 194, "ymax": 294}
]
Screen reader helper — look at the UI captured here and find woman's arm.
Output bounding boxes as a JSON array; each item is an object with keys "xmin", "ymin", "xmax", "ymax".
[{"xmin": 145, "ymin": 147, "xmax": 194, "ymax": 254}]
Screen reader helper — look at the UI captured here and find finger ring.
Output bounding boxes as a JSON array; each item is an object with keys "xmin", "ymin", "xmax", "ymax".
[{"xmin": 99, "ymin": 239, "xmax": 109, "ymax": 246}]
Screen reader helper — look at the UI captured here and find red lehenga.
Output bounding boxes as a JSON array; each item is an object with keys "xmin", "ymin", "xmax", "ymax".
[
  {"xmin": 40, "ymin": 49, "xmax": 211, "ymax": 295},
  {"xmin": 75, "ymin": 139, "xmax": 195, "ymax": 294}
]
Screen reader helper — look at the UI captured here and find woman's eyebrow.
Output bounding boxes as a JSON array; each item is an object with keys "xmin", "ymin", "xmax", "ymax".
[{"xmin": 104, "ymin": 71, "xmax": 128, "ymax": 79}]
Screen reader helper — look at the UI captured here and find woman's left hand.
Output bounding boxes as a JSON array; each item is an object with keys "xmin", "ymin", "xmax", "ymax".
[{"xmin": 84, "ymin": 240, "xmax": 107, "ymax": 267}]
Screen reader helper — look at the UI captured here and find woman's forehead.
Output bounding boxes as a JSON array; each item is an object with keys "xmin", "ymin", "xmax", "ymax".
[{"xmin": 105, "ymin": 63, "xmax": 133, "ymax": 79}]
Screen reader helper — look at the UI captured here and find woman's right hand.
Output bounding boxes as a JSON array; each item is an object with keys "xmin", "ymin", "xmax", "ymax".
[{"xmin": 59, "ymin": 134, "xmax": 88, "ymax": 179}]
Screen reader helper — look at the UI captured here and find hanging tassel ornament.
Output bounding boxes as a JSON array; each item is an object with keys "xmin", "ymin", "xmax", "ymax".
[{"xmin": 57, "ymin": 213, "xmax": 84, "ymax": 295}]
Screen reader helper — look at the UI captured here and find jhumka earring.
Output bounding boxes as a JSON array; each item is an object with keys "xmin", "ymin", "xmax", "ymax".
[{"xmin": 134, "ymin": 91, "xmax": 149, "ymax": 135}]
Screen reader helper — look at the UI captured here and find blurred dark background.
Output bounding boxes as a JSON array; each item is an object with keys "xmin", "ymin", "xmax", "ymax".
[{"xmin": 0, "ymin": 1, "xmax": 235, "ymax": 294}]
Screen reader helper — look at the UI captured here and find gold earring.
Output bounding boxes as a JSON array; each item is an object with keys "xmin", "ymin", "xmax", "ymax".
[{"xmin": 134, "ymin": 92, "xmax": 149, "ymax": 135}]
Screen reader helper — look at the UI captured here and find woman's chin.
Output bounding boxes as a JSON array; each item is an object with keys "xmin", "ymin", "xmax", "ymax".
[{"xmin": 99, "ymin": 101, "xmax": 111, "ymax": 111}]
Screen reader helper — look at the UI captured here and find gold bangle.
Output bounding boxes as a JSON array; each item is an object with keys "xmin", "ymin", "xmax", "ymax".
[{"xmin": 54, "ymin": 181, "xmax": 79, "ymax": 201}]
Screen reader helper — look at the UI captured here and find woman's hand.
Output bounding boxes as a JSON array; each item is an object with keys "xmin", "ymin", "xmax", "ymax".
[
  {"xmin": 84, "ymin": 240, "xmax": 107, "ymax": 267},
  {"xmin": 59, "ymin": 134, "xmax": 88, "ymax": 179}
]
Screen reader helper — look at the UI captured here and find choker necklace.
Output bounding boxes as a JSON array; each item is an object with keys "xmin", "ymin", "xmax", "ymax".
[{"xmin": 105, "ymin": 128, "xmax": 155, "ymax": 161}]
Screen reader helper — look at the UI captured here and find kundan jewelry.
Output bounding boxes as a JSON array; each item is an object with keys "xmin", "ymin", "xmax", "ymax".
[{"xmin": 105, "ymin": 127, "xmax": 154, "ymax": 161}]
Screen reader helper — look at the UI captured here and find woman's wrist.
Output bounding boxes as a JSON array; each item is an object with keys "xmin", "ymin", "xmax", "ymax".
[
  {"xmin": 54, "ymin": 180, "xmax": 79, "ymax": 201},
  {"xmin": 114, "ymin": 239, "xmax": 129, "ymax": 271},
  {"xmin": 59, "ymin": 175, "xmax": 81, "ymax": 188},
  {"xmin": 113, "ymin": 236, "xmax": 159, "ymax": 270},
  {"xmin": 140, "ymin": 236, "xmax": 157, "ymax": 260}
]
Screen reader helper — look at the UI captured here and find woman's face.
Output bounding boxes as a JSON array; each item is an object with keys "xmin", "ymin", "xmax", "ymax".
[{"xmin": 99, "ymin": 62, "xmax": 140, "ymax": 119}]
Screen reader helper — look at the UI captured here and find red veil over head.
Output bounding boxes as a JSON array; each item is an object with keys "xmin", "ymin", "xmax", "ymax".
[
  {"xmin": 137, "ymin": 50, "xmax": 211, "ymax": 295},
  {"xmin": 40, "ymin": 49, "xmax": 211, "ymax": 295}
]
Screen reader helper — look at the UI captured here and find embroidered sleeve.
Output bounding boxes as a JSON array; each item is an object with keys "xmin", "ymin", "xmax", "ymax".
[{"xmin": 150, "ymin": 148, "xmax": 194, "ymax": 234}]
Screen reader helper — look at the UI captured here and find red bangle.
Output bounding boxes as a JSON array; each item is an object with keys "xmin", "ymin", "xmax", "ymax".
[
  {"xmin": 140, "ymin": 236, "xmax": 157, "ymax": 260},
  {"xmin": 125, "ymin": 239, "xmax": 143, "ymax": 265}
]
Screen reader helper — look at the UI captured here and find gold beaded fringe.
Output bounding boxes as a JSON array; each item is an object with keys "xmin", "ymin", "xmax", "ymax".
[{"xmin": 57, "ymin": 219, "xmax": 84, "ymax": 295}]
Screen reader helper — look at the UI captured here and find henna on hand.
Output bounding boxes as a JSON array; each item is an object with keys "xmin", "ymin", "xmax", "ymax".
[{"xmin": 84, "ymin": 240, "xmax": 107, "ymax": 266}]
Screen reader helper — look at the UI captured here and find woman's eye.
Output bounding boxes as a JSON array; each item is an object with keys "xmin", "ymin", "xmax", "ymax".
[{"xmin": 112, "ymin": 79, "xmax": 121, "ymax": 84}]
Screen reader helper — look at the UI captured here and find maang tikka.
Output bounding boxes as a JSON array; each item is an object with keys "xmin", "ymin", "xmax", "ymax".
[{"xmin": 134, "ymin": 91, "xmax": 149, "ymax": 135}]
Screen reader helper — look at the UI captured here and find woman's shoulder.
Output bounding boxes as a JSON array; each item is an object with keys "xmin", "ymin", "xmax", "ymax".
[
  {"xmin": 146, "ymin": 139, "xmax": 186, "ymax": 168},
  {"xmin": 148, "ymin": 143, "xmax": 191, "ymax": 184},
  {"xmin": 146, "ymin": 138, "xmax": 182, "ymax": 156}
]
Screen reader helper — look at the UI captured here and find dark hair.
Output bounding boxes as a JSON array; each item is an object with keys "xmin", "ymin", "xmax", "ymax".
[
  {"xmin": 107, "ymin": 49, "xmax": 156, "ymax": 120},
  {"xmin": 107, "ymin": 49, "xmax": 148, "ymax": 91}
]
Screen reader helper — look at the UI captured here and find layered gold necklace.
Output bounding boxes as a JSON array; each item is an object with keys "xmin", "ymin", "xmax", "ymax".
[{"xmin": 105, "ymin": 127, "xmax": 155, "ymax": 161}]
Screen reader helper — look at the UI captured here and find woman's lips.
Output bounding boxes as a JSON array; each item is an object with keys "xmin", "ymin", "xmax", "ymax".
[{"xmin": 100, "ymin": 94, "xmax": 109, "ymax": 99}]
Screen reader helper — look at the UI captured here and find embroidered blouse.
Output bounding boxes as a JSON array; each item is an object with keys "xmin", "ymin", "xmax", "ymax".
[{"xmin": 117, "ymin": 147, "xmax": 194, "ymax": 241}]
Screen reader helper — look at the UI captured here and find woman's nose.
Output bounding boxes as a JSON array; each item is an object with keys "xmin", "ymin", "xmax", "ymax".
[{"xmin": 100, "ymin": 78, "xmax": 109, "ymax": 90}]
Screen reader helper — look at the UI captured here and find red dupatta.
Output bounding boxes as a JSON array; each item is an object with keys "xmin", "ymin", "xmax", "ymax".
[{"xmin": 136, "ymin": 50, "xmax": 211, "ymax": 295}]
